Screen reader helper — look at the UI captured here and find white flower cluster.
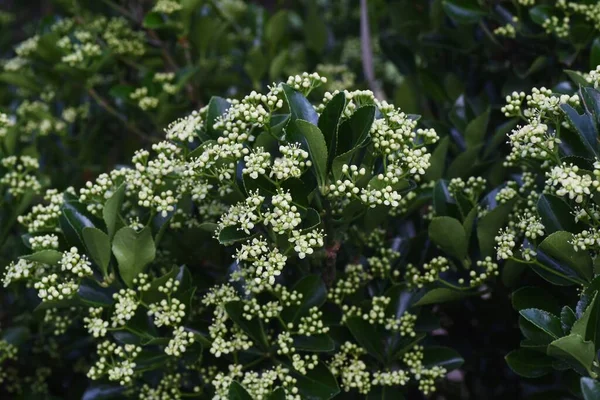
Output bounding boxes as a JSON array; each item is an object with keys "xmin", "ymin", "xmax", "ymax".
[
  {"xmin": 405, "ymin": 256, "xmax": 449, "ymax": 288},
  {"xmin": 165, "ymin": 326, "xmax": 195, "ymax": 356},
  {"xmin": 166, "ymin": 109, "xmax": 205, "ymax": 143},
  {"xmin": 546, "ymin": 164, "xmax": 593, "ymax": 203},
  {"xmin": 130, "ymin": 87, "xmax": 159, "ymax": 110},
  {"xmin": 286, "ymin": 72, "xmax": 327, "ymax": 95},
  {"xmin": 18, "ymin": 189, "xmax": 67, "ymax": 232},
  {"xmin": 29, "ymin": 234, "xmax": 59, "ymax": 251},
  {"xmin": 84, "ymin": 307, "xmax": 108, "ymax": 338},
  {"xmin": 495, "ymin": 228, "xmax": 516, "ymax": 260},
  {"xmin": 505, "ymin": 121, "xmax": 558, "ymax": 166},
  {"xmin": 0, "ymin": 155, "xmax": 42, "ymax": 197},
  {"xmin": 329, "ymin": 264, "xmax": 372, "ymax": 304},
  {"xmin": 88, "ymin": 341, "xmax": 141, "ymax": 385},
  {"xmin": 402, "ymin": 346, "xmax": 447, "ymax": 395},
  {"xmin": 153, "ymin": 0, "xmax": 183, "ymax": 14}
]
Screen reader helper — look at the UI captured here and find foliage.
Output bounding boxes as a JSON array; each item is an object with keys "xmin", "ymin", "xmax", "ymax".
[{"xmin": 4, "ymin": 0, "xmax": 600, "ymax": 399}]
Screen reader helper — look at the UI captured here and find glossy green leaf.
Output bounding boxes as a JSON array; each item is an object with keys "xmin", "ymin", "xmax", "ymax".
[
  {"xmin": 505, "ymin": 348, "xmax": 554, "ymax": 378},
  {"xmin": 511, "ymin": 287, "xmax": 561, "ymax": 314},
  {"xmin": 103, "ymin": 184, "xmax": 125, "ymax": 240},
  {"xmin": 206, "ymin": 97, "xmax": 230, "ymax": 139},
  {"xmin": 282, "ymin": 84, "xmax": 318, "ymax": 124},
  {"xmin": 228, "ymin": 381, "xmax": 253, "ymax": 400},
  {"xmin": 318, "ymin": 92, "xmax": 346, "ymax": 169},
  {"xmin": 21, "ymin": 249, "xmax": 62, "ymax": 265},
  {"xmin": 346, "ymin": 316, "xmax": 386, "ymax": 362},
  {"xmin": 225, "ymin": 301, "xmax": 269, "ymax": 350},
  {"xmin": 547, "ymin": 334, "xmax": 595, "ymax": 375},
  {"xmin": 83, "ymin": 227, "xmax": 111, "ymax": 276},
  {"xmin": 413, "ymin": 288, "xmax": 470, "ymax": 306},
  {"xmin": 293, "ymin": 334, "xmax": 335, "ymax": 352},
  {"xmin": 428, "ymin": 216, "xmax": 467, "ymax": 260},
  {"xmin": 442, "ymin": 0, "xmax": 486, "ymax": 24},
  {"xmin": 112, "ymin": 227, "xmax": 156, "ymax": 288},
  {"xmin": 520, "ymin": 308, "xmax": 564, "ymax": 339},
  {"xmin": 287, "ymin": 119, "xmax": 328, "ymax": 191},
  {"xmin": 295, "ymin": 362, "xmax": 340, "ymax": 400},
  {"xmin": 538, "ymin": 231, "xmax": 593, "ymax": 283},
  {"xmin": 537, "ymin": 194, "xmax": 582, "ymax": 235},
  {"xmin": 561, "ymin": 103, "xmax": 599, "ymax": 158},
  {"xmin": 218, "ymin": 226, "xmax": 252, "ymax": 245},
  {"xmin": 422, "ymin": 346, "xmax": 464, "ymax": 371},
  {"xmin": 282, "ymin": 275, "xmax": 327, "ymax": 323},
  {"xmin": 464, "ymin": 108, "xmax": 490, "ymax": 148}
]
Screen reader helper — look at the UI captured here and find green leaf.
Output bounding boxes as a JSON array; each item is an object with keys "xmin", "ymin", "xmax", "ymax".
[
  {"xmin": 547, "ymin": 334, "xmax": 595, "ymax": 375},
  {"xmin": 442, "ymin": 0, "xmax": 486, "ymax": 24},
  {"xmin": 287, "ymin": 119, "xmax": 328, "ymax": 191},
  {"xmin": 331, "ymin": 106, "xmax": 376, "ymax": 179},
  {"xmin": 60, "ymin": 198, "xmax": 101, "ymax": 248},
  {"xmin": 581, "ymin": 377, "xmax": 600, "ymax": 400},
  {"xmin": 511, "ymin": 287, "xmax": 561, "ymax": 314},
  {"xmin": 422, "ymin": 346, "xmax": 464, "ymax": 371},
  {"xmin": 293, "ymin": 334, "xmax": 335, "ymax": 352},
  {"xmin": 413, "ymin": 288, "xmax": 470, "ymax": 306},
  {"xmin": 447, "ymin": 144, "xmax": 481, "ymax": 178},
  {"xmin": 83, "ymin": 227, "xmax": 111, "ymax": 277},
  {"xmin": 228, "ymin": 381, "xmax": 253, "ymax": 400},
  {"xmin": 318, "ymin": 92, "xmax": 346, "ymax": 169},
  {"xmin": 561, "ymin": 104, "xmax": 599, "ymax": 158},
  {"xmin": 294, "ymin": 362, "xmax": 340, "ymax": 400},
  {"xmin": 505, "ymin": 348, "xmax": 554, "ymax": 378},
  {"xmin": 112, "ymin": 227, "xmax": 156, "ymax": 288},
  {"xmin": 571, "ymin": 293, "xmax": 600, "ymax": 351},
  {"xmin": 268, "ymin": 388, "xmax": 287, "ymax": 400},
  {"xmin": 346, "ymin": 317, "xmax": 386, "ymax": 362},
  {"xmin": 538, "ymin": 231, "xmax": 593, "ymax": 283},
  {"xmin": 464, "ymin": 108, "xmax": 490, "ymax": 148},
  {"xmin": 582, "ymin": 87, "xmax": 600, "ymax": 128},
  {"xmin": 428, "ymin": 216, "xmax": 467, "ymax": 260},
  {"xmin": 561, "ymin": 306, "xmax": 577, "ymax": 334},
  {"xmin": 218, "ymin": 226, "xmax": 252, "ymax": 245},
  {"xmin": 537, "ymin": 194, "xmax": 582, "ymax": 235},
  {"xmin": 206, "ymin": 97, "xmax": 231, "ymax": 139},
  {"xmin": 520, "ymin": 308, "xmax": 564, "ymax": 339},
  {"xmin": 21, "ymin": 250, "xmax": 62, "ymax": 265},
  {"xmin": 565, "ymin": 70, "xmax": 590, "ymax": 87},
  {"xmin": 423, "ymin": 136, "xmax": 449, "ymax": 181},
  {"xmin": 142, "ymin": 12, "xmax": 164, "ymax": 28},
  {"xmin": 282, "ymin": 84, "xmax": 318, "ymax": 124},
  {"xmin": 335, "ymin": 106, "xmax": 376, "ymax": 156},
  {"xmin": 529, "ymin": 5, "xmax": 552, "ymax": 26},
  {"xmin": 225, "ymin": 301, "xmax": 269, "ymax": 350},
  {"xmin": 282, "ymin": 275, "xmax": 327, "ymax": 324},
  {"xmin": 103, "ymin": 184, "xmax": 125, "ymax": 240}
]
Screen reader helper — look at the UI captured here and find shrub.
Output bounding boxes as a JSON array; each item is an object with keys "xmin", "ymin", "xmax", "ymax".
[{"xmin": 4, "ymin": 0, "xmax": 600, "ymax": 399}]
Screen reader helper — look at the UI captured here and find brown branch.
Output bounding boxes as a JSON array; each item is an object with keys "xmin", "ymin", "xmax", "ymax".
[
  {"xmin": 360, "ymin": 0, "xmax": 386, "ymax": 100},
  {"xmin": 88, "ymin": 88, "xmax": 158, "ymax": 143}
]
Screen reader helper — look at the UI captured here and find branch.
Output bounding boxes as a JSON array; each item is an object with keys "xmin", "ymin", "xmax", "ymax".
[
  {"xmin": 360, "ymin": 0, "xmax": 386, "ymax": 100},
  {"xmin": 88, "ymin": 88, "xmax": 157, "ymax": 143}
]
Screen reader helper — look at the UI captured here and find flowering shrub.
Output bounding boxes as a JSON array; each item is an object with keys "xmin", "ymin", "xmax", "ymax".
[
  {"xmin": 1, "ymin": 73, "xmax": 503, "ymax": 399},
  {"xmin": 490, "ymin": 66, "xmax": 600, "ymax": 396},
  {"xmin": 5, "ymin": 0, "xmax": 600, "ymax": 399}
]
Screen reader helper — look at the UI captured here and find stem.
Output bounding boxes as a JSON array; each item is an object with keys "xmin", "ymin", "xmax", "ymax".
[
  {"xmin": 360, "ymin": 0, "xmax": 385, "ymax": 100},
  {"xmin": 87, "ymin": 88, "xmax": 157, "ymax": 143}
]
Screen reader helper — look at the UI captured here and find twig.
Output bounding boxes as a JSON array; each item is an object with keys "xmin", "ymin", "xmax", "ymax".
[
  {"xmin": 360, "ymin": 0, "xmax": 386, "ymax": 100},
  {"xmin": 87, "ymin": 88, "xmax": 157, "ymax": 143}
]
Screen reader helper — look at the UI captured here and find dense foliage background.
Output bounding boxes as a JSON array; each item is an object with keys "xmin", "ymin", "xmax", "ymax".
[{"xmin": 3, "ymin": 0, "xmax": 600, "ymax": 399}]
